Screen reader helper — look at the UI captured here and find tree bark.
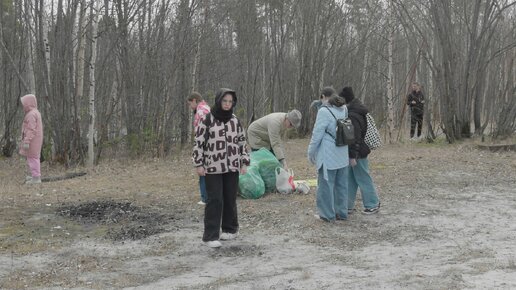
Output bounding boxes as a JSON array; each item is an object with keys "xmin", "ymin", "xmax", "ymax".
[
  {"xmin": 386, "ymin": 0, "xmax": 395, "ymax": 144},
  {"xmin": 87, "ymin": 0, "xmax": 99, "ymax": 167}
]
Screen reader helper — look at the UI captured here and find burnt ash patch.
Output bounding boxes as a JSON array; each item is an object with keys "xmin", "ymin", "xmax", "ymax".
[
  {"xmin": 57, "ymin": 200, "xmax": 174, "ymax": 241},
  {"xmin": 57, "ymin": 200, "xmax": 136, "ymax": 223}
]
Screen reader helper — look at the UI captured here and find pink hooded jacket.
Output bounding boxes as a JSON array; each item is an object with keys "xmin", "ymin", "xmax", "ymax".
[
  {"xmin": 19, "ymin": 94, "xmax": 43, "ymax": 158},
  {"xmin": 193, "ymin": 100, "xmax": 210, "ymax": 128}
]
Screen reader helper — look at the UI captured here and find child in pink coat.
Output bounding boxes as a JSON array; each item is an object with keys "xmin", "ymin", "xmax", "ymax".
[
  {"xmin": 187, "ymin": 92, "xmax": 211, "ymax": 205},
  {"xmin": 19, "ymin": 94, "xmax": 43, "ymax": 184}
]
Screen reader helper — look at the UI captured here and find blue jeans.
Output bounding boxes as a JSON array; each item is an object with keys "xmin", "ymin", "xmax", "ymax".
[
  {"xmin": 316, "ymin": 166, "xmax": 349, "ymax": 221},
  {"xmin": 348, "ymin": 158, "xmax": 379, "ymax": 210},
  {"xmin": 199, "ymin": 176, "xmax": 207, "ymax": 202}
]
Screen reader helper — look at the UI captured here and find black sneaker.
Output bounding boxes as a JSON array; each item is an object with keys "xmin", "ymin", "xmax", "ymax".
[
  {"xmin": 362, "ymin": 203, "xmax": 380, "ymax": 215},
  {"xmin": 336, "ymin": 214, "xmax": 347, "ymax": 221}
]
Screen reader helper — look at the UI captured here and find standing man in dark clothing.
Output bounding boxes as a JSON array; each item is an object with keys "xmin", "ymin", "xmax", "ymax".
[
  {"xmin": 407, "ymin": 82, "xmax": 425, "ymax": 139},
  {"xmin": 339, "ymin": 87, "xmax": 380, "ymax": 214}
]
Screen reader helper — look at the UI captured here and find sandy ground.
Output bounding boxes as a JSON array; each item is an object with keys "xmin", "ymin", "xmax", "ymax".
[{"xmin": 1, "ymin": 137, "xmax": 515, "ymax": 290}]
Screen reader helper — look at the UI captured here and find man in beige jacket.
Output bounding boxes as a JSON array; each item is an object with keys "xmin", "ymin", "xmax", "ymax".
[{"xmin": 247, "ymin": 110, "xmax": 302, "ymax": 169}]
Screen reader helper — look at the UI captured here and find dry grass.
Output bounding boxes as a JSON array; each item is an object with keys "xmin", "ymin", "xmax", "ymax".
[{"xmin": 1, "ymin": 136, "xmax": 515, "ymax": 289}]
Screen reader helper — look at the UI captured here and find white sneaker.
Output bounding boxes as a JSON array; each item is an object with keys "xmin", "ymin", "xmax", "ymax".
[
  {"xmin": 25, "ymin": 176, "xmax": 32, "ymax": 182},
  {"xmin": 314, "ymin": 214, "xmax": 333, "ymax": 222},
  {"xmin": 220, "ymin": 232, "xmax": 238, "ymax": 240},
  {"xmin": 197, "ymin": 201, "xmax": 206, "ymax": 205},
  {"xmin": 203, "ymin": 240, "xmax": 222, "ymax": 248}
]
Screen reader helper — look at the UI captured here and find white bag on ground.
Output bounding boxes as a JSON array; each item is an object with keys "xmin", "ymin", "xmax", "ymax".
[
  {"xmin": 275, "ymin": 167, "xmax": 295, "ymax": 194},
  {"xmin": 294, "ymin": 181, "xmax": 310, "ymax": 194}
]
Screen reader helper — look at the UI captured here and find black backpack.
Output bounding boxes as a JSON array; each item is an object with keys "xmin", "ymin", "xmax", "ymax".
[{"xmin": 324, "ymin": 107, "xmax": 355, "ymax": 146}]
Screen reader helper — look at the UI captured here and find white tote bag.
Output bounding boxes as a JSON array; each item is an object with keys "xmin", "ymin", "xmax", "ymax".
[{"xmin": 275, "ymin": 167, "xmax": 295, "ymax": 194}]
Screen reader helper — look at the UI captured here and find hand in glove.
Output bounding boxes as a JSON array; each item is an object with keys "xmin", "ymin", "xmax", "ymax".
[{"xmin": 22, "ymin": 143, "xmax": 30, "ymax": 150}]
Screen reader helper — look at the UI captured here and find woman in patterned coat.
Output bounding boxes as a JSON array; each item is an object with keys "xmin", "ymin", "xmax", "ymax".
[{"xmin": 192, "ymin": 88, "xmax": 250, "ymax": 248}]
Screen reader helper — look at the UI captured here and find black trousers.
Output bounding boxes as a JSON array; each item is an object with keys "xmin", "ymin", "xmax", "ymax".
[
  {"xmin": 410, "ymin": 110, "xmax": 424, "ymax": 137},
  {"xmin": 203, "ymin": 171, "xmax": 239, "ymax": 242}
]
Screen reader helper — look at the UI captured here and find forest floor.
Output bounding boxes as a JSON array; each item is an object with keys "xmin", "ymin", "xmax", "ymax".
[{"xmin": 1, "ymin": 137, "xmax": 516, "ymax": 289}]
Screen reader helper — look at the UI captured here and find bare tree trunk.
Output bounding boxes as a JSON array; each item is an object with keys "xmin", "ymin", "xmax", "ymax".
[
  {"xmin": 186, "ymin": 0, "xmax": 206, "ymax": 145},
  {"xmin": 115, "ymin": 0, "xmax": 137, "ymax": 140},
  {"xmin": 87, "ymin": 0, "xmax": 99, "ymax": 167},
  {"xmin": 424, "ymin": 45, "xmax": 436, "ymax": 140},
  {"xmin": 478, "ymin": 61, "xmax": 493, "ymax": 136},
  {"xmin": 386, "ymin": 1, "xmax": 395, "ymax": 143},
  {"xmin": 75, "ymin": 0, "xmax": 87, "ymax": 164},
  {"xmin": 318, "ymin": 40, "xmax": 329, "ymax": 91},
  {"xmin": 0, "ymin": 27, "xmax": 29, "ymax": 92},
  {"xmin": 35, "ymin": 0, "xmax": 55, "ymax": 158},
  {"xmin": 295, "ymin": 0, "xmax": 323, "ymax": 134},
  {"xmin": 76, "ymin": 0, "xmax": 86, "ymax": 106},
  {"xmin": 494, "ymin": 53, "xmax": 516, "ymax": 138},
  {"xmin": 41, "ymin": 1, "xmax": 51, "ymax": 95},
  {"xmin": 0, "ymin": 1, "xmax": 28, "ymax": 157},
  {"xmin": 430, "ymin": 0, "xmax": 460, "ymax": 142},
  {"xmin": 23, "ymin": 0, "xmax": 36, "ymax": 93},
  {"xmin": 234, "ymin": 0, "xmax": 261, "ymax": 122},
  {"xmin": 173, "ymin": 0, "xmax": 194, "ymax": 147},
  {"xmin": 359, "ymin": 38, "xmax": 369, "ymax": 103}
]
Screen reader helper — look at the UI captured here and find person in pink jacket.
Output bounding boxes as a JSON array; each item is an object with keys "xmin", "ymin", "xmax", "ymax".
[
  {"xmin": 187, "ymin": 92, "xmax": 211, "ymax": 205},
  {"xmin": 19, "ymin": 94, "xmax": 43, "ymax": 184}
]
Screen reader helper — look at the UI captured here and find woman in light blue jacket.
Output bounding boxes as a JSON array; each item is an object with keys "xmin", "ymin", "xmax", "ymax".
[{"xmin": 307, "ymin": 89, "xmax": 350, "ymax": 222}]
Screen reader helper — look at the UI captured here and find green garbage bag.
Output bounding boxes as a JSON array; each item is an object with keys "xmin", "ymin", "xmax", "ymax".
[
  {"xmin": 238, "ymin": 166, "xmax": 265, "ymax": 199},
  {"xmin": 250, "ymin": 148, "xmax": 281, "ymax": 193}
]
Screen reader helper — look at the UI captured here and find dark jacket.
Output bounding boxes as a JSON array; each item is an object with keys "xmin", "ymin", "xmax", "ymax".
[
  {"xmin": 407, "ymin": 90, "xmax": 424, "ymax": 113},
  {"xmin": 347, "ymin": 98, "xmax": 371, "ymax": 159}
]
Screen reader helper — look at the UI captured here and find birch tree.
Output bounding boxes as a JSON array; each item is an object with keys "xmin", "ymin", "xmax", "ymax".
[
  {"xmin": 87, "ymin": 0, "xmax": 99, "ymax": 166},
  {"xmin": 386, "ymin": 0, "xmax": 396, "ymax": 143}
]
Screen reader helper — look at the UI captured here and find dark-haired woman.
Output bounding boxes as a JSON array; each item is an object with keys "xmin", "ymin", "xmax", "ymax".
[{"xmin": 339, "ymin": 86, "xmax": 380, "ymax": 215}]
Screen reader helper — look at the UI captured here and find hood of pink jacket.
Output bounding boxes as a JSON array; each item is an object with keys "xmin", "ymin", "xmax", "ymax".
[
  {"xmin": 193, "ymin": 101, "xmax": 211, "ymax": 128},
  {"xmin": 21, "ymin": 94, "xmax": 38, "ymax": 113}
]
